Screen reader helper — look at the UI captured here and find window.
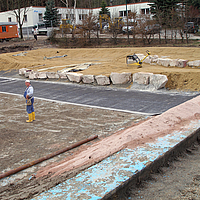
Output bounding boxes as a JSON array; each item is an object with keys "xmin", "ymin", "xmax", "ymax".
[
  {"xmin": 141, "ymin": 9, "xmax": 145, "ymax": 14},
  {"xmin": 2, "ymin": 26, "xmax": 7, "ymax": 32},
  {"xmin": 8, "ymin": 17, "xmax": 11, "ymax": 22},
  {"xmin": 24, "ymin": 15, "xmax": 27, "ymax": 22},
  {"xmin": 82, "ymin": 14, "xmax": 86, "ymax": 20},
  {"xmin": 39, "ymin": 13, "xmax": 43, "ymax": 21},
  {"xmin": 79, "ymin": 14, "xmax": 87, "ymax": 20},
  {"xmin": 141, "ymin": 8, "xmax": 150, "ymax": 15},
  {"xmin": 119, "ymin": 10, "xmax": 131, "ymax": 17},
  {"xmin": 66, "ymin": 14, "xmax": 69, "ymax": 19}
]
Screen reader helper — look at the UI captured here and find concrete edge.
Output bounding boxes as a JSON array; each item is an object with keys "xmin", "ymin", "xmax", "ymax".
[
  {"xmin": 103, "ymin": 127, "xmax": 200, "ymax": 199},
  {"xmin": 32, "ymin": 120, "xmax": 200, "ymax": 199}
]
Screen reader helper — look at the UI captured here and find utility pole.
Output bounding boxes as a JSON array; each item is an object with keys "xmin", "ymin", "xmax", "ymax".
[{"xmin": 126, "ymin": 0, "xmax": 129, "ymax": 43}]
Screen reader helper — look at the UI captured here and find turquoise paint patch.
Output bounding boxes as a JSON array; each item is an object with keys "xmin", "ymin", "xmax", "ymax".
[{"xmin": 33, "ymin": 120, "xmax": 200, "ymax": 200}]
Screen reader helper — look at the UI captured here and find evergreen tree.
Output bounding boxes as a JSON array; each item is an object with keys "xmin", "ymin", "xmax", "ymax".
[
  {"xmin": 44, "ymin": 0, "xmax": 59, "ymax": 27},
  {"xmin": 150, "ymin": 0, "xmax": 180, "ymax": 24},
  {"xmin": 188, "ymin": 0, "xmax": 200, "ymax": 11},
  {"xmin": 99, "ymin": 1, "xmax": 109, "ymax": 14}
]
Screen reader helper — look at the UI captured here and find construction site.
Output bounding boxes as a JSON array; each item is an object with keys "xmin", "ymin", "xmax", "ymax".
[{"xmin": 0, "ymin": 38, "xmax": 200, "ymax": 199}]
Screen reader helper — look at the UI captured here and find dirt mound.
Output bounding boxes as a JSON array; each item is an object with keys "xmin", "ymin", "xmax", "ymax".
[{"xmin": 0, "ymin": 46, "xmax": 200, "ymax": 91}]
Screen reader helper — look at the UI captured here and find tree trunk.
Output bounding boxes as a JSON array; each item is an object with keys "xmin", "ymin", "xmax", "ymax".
[{"xmin": 19, "ymin": 24, "xmax": 23, "ymax": 39}]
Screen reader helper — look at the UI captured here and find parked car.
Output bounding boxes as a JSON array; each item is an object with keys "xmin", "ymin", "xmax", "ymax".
[
  {"xmin": 184, "ymin": 22, "xmax": 199, "ymax": 34},
  {"xmin": 32, "ymin": 23, "xmax": 48, "ymax": 35},
  {"xmin": 122, "ymin": 25, "xmax": 134, "ymax": 34},
  {"xmin": 145, "ymin": 24, "xmax": 162, "ymax": 34}
]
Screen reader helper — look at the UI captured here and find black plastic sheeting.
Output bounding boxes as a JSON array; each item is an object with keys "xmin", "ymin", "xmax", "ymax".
[{"xmin": 0, "ymin": 76, "xmax": 199, "ymax": 115}]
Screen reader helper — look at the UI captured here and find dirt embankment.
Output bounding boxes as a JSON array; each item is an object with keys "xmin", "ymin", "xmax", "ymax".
[{"xmin": 0, "ymin": 46, "xmax": 200, "ymax": 91}]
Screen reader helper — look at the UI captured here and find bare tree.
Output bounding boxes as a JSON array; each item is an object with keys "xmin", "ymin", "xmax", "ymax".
[
  {"xmin": 60, "ymin": 0, "xmax": 69, "ymax": 8},
  {"xmin": 137, "ymin": 15, "xmax": 157, "ymax": 45},
  {"xmin": 60, "ymin": 0, "xmax": 76, "ymax": 38},
  {"xmin": 128, "ymin": 11, "xmax": 137, "ymax": 44},
  {"xmin": 11, "ymin": 0, "xmax": 30, "ymax": 39},
  {"xmin": 80, "ymin": 12, "xmax": 97, "ymax": 42}
]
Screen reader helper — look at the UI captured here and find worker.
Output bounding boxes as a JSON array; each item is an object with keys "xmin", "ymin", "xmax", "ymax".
[
  {"xmin": 33, "ymin": 28, "xmax": 37, "ymax": 41},
  {"xmin": 24, "ymin": 80, "xmax": 35, "ymax": 123}
]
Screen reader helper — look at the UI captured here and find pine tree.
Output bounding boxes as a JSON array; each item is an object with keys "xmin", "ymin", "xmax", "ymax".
[
  {"xmin": 150, "ymin": 0, "xmax": 180, "ymax": 24},
  {"xmin": 188, "ymin": 0, "xmax": 200, "ymax": 11},
  {"xmin": 99, "ymin": 1, "xmax": 109, "ymax": 14},
  {"xmin": 44, "ymin": 0, "xmax": 59, "ymax": 27}
]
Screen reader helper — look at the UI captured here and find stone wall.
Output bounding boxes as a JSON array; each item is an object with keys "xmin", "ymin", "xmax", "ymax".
[{"xmin": 19, "ymin": 68, "xmax": 168, "ymax": 90}]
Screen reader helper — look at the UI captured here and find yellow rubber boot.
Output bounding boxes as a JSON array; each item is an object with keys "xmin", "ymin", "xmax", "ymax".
[
  {"xmin": 26, "ymin": 113, "xmax": 33, "ymax": 123},
  {"xmin": 32, "ymin": 112, "xmax": 35, "ymax": 121}
]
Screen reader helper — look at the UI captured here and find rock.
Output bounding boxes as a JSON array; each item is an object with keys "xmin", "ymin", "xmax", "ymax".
[
  {"xmin": 38, "ymin": 72, "xmax": 47, "ymax": 79},
  {"xmin": 143, "ymin": 56, "xmax": 151, "ymax": 64},
  {"xmin": 188, "ymin": 60, "xmax": 200, "ymax": 67},
  {"xmin": 169, "ymin": 59, "xmax": 178, "ymax": 67},
  {"xmin": 132, "ymin": 72, "xmax": 153, "ymax": 85},
  {"xmin": 150, "ymin": 74, "xmax": 168, "ymax": 89},
  {"xmin": 66, "ymin": 72, "xmax": 83, "ymax": 83},
  {"xmin": 157, "ymin": 58, "xmax": 171, "ymax": 67},
  {"xmin": 95, "ymin": 75, "xmax": 110, "ymax": 86},
  {"xmin": 46, "ymin": 72, "xmax": 59, "ymax": 79},
  {"xmin": 19, "ymin": 68, "xmax": 30, "ymax": 75},
  {"xmin": 82, "ymin": 75, "xmax": 94, "ymax": 84},
  {"xmin": 151, "ymin": 55, "xmax": 159, "ymax": 63},
  {"xmin": 136, "ymin": 54, "xmax": 145, "ymax": 60},
  {"xmin": 24, "ymin": 71, "xmax": 31, "ymax": 78},
  {"xmin": 29, "ymin": 71, "xmax": 38, "ymax": 80},
  {"xmin": 57, "ymin": 72, "xmax": 68, "ymax": 79},
  {"xmin": 177, "ymin": 59, "xmax": 188, "ymax": 68},
  {"xmin": 110, "ymin": 72, "xmax": 132, "ymax": 85}
]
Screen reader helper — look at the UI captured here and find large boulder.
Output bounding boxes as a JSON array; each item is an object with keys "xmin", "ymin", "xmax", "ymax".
[
  {"xmin": 66, "ymin": 72, "xmax": 83, "ymax": 83},
  {"xmin": 29, "ymin": 71, "xmax": 39, "ymax": 80},
  {"xmin": 95, "ymin": 75, "xmax": 110, "ymax": 86},
  {"xmin": 57, "ymin": 72, "xmax": 68, "ymax": 79},
  {"xmin": 82, "ymin": 75, "xmax": 94, "ymax": 84},
  {"xmin": 151, "ymin": 55, "xmax": 159, "ymax": 63},
  {"xmin": 169, "ymin": 59, "xmax": 178, "ymax": 67},
  {"xmin": 24, "ymin": 71, "xmax": 32, "ymax": 78},
  {"xmin": 110, "ymin": 72, "xmax": 132, "ymax": 85},
  {"xmin": 136, "ymin": 54, "xmax": 145, "ymax": 60},
  {"xmin": 19, "ymin": 68, "xmax": 31, "ymax": 76},
  {"xmin": 177, "ymin": 59, "xmax": 188, "ymax": 68},
  {"xmin": 47, "ymin": 72, "xmax": 59, "ymax": 79},
  {"xmin": 157, "ymin": 58, "xmax": 171, "ymax": 67},
  {"xmin": 38, "ymin": 72, "xmax": 47, "ymax": 79},
  {"xmin": 132, "ymin": 72, "xmax": 153, "ymax": 85},
  {"xmin": 150, "ymin": 74, "xmax": 168, "ymax": 89},
  {"xmin": 187, "ymin": 60, "xmax": 200, "ymax": 67}
]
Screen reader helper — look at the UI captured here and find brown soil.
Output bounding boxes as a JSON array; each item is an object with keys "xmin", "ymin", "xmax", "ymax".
[
  {"xmin": 0, "ymin": 39, "xmax": 200, "ymax": 91},
  {"xmin": 0, "ymin": 93, "xmax": 145, "ymax": 200},
  {"xmin": 0, "ymin": 38, "xmax": 200, "ymax": 199}
]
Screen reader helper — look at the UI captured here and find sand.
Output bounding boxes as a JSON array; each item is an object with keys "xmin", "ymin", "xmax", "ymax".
[{"xmin": 0, "ymin": 47, "xmax": 200, "ymax": 91}]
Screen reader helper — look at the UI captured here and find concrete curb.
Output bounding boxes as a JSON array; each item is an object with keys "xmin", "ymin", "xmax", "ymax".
[{"xmin": 32, "ymin": 120, "xmax": 200, "ymax": 200}]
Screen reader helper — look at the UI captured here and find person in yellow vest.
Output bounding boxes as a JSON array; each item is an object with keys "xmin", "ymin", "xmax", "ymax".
[{"xmin": 24, "ymin": 80, "xmax": 35, "ymax": 123}]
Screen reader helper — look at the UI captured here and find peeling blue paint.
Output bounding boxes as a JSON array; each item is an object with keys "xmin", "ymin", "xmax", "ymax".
[{"xmin": 33, "ymin": 120, "xmax": 200, "ymax": 200}]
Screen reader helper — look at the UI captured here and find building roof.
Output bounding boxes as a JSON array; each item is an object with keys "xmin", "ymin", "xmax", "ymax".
[{"xmin": 0, "ymin": 22, "xmax": 18, "ymax": 26}]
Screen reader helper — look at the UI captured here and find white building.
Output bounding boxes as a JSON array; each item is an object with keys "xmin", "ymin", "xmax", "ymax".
[
  {"xmin": 0, "ymin": 2, "xmax": 152, "ymax": 34},
  {"xmin": 92, "ymin": 2, "xmax": 152, "ymax": 19}
]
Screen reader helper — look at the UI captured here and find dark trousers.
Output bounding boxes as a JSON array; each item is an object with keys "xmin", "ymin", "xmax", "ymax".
[{"xmin": 34, "ymin": 35, "xmax": 37, "ymax": 40}]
